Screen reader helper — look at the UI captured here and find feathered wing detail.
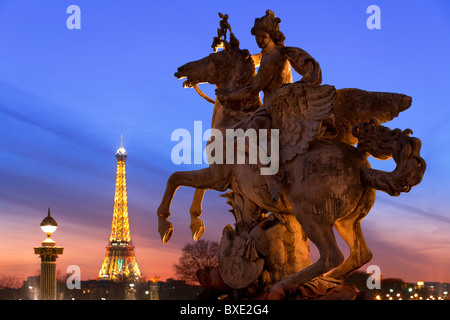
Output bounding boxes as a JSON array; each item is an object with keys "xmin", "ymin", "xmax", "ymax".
[
  {"xmin": 332, "ymin": 88, "xmax": 412, "ymax": 145},
  {"xmin": 266, "ymin": 83, "xmax": 336, "ymax": 165}
]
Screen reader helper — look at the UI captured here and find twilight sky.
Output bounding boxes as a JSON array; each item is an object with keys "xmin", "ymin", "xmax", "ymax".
[{"xmin": 1, "ymin": 0, "xmax": 450, "ymax": 285}]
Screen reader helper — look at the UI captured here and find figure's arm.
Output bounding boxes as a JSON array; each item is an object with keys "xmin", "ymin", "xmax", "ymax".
[{"xmin": 282, "ymin": 46, "xmax": 322, "ymax": 85}]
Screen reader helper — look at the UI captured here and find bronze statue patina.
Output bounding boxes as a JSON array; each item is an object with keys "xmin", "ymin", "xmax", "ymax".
[{"xmin": 157, "ymin": 10, "xmax": 426, "ymax": 300}]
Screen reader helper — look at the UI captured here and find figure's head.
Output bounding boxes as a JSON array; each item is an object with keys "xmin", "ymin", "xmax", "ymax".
[{"xmin": 251, "ymin": 10, "xmax": 285, "ymax": 47}]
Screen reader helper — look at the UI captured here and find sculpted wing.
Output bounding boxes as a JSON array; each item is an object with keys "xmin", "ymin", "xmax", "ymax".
[
  {"xmin": 266, "ymin": 83, "xmax": 336, "ymax": 165},
  {"xmin": 332, "ymin": 88, "xmax": 412, "ymax": 145}
]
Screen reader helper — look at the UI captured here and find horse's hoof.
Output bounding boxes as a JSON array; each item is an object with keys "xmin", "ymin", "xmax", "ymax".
[
  {"xmin": 190, "ymin": 217, "xmax": 205, "ymax": 241},
  {"xmin": 158, "ymin": 219, "xmax": 174, "ymax": 244}
]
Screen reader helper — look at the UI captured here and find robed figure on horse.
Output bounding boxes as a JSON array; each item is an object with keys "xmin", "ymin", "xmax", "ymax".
[{"xmin": 157, "ymin": 10, "xmax": 426, "ymax": 299}]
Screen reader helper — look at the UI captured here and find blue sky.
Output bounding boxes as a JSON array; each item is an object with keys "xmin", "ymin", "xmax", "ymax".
[{"xmin": 1, "ymin": 0, "xmax": 450, "ymax": 283}]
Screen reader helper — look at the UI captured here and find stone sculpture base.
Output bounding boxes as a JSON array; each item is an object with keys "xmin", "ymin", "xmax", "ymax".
[
  {"xmin": 196, "ymin": 208, "xmax": 358, "ymax": 300},
  {"xmin": 197, "ymin": 267, "xmax": 358, "ymax": 300}
]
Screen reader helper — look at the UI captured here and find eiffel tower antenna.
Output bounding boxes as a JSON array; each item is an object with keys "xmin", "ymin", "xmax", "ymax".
[{"xmin": 98, "ymin": 135, "xmax": 142, "ymax": 282}]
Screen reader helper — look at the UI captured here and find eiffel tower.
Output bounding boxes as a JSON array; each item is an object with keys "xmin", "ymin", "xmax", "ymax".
[{"xmin": 98, "ymin": 134, "xmax": 143, "ymax": 282}]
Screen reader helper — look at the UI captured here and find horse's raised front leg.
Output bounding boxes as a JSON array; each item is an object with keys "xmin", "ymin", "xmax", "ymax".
[
  {"xmin": 190, "ymin": 189, "xmax": 206, "ymax": 241},
  {"xmin": 157, "ymin": 166, "xmax": 230, "ymax": 243}
]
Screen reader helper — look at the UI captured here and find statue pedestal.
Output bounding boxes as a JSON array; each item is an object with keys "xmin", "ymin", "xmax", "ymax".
[{"xmin": 197, "ymin": 210, "xmax": 358, "ymax": 300}]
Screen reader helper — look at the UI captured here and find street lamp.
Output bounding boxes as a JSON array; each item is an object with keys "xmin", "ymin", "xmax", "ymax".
[
  {"xmin": 28, "ymin": 286, "xmax": 36, "ymax": 300},
  {"xmin": 34, "ymin": 208, "xmax": 64, "ymax": 300},
  {"xmin": 40, "ymin": 209, "xmax": 58, "ymax": 246}
]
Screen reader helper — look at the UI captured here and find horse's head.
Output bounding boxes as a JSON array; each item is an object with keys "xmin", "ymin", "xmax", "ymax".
[
  {"xmin": 174, "ymin": 50, "xmax": 233, "ymax": 89},
  {"xmin": 175, "ymin": 36, "xmax": 255, "ymax": 88},
  {"xmin": 174, "ymin": 15, "xmax": 260, "ymax": 109}
]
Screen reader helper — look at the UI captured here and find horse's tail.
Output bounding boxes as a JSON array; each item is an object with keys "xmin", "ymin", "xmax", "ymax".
[{"xmin": 353, "ymin": 118, "xmax": 426, "ymax": 196}]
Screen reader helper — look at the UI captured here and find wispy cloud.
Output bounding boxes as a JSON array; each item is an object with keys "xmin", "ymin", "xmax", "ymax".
[{"xmin": 377, "ymin": 196, "xmax": 450, "ymax": 224}]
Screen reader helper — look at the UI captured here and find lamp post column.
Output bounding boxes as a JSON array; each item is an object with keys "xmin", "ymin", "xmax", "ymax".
[
  {"xmin": 34, "ymin": 247, "xmax": 64, "ymax": 300},
  {"xmin": 34, "ymin": 208, "xmax": 63, "ymax": 300}
]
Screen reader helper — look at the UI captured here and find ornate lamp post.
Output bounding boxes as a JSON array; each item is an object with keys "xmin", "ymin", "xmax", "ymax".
[{"xmin": 34, "ymin": 208, "xmax": 64, "ymax": 300}]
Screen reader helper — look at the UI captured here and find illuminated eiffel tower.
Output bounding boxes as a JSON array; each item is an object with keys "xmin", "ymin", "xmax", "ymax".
[{"xmin": 98, "ymin": 134, "xmax": 143, "ymax": 282}]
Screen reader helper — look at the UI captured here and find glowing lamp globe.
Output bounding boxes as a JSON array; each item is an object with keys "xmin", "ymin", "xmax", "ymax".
[{"xmin": 40, "ymin": 208, "xmax": 58, "ymax": 246}]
